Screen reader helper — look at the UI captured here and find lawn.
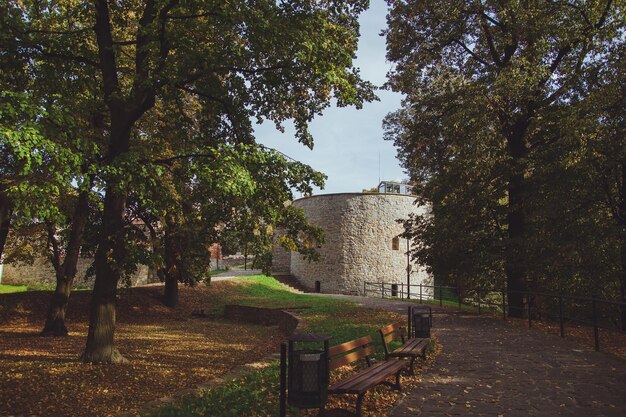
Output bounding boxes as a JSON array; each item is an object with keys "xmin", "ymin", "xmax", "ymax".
[
  {"xmin": 0, "ymin": 275, "xmax": 427, "ymax": 417},
  {"xmin": 0, "ymin": 284, "xmax": 28, "ymax": 294}
]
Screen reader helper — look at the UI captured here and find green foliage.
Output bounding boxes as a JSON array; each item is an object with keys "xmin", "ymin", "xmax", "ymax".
[
  {"xmin": 3, "ymin": 0, "xmax": 377, "ymax": 359},
  {"xmin": 0, "ymin": 91, "xmax": 83, "ymax": 222},
  {"xmin": 2, "ymin": 0, "xmax": 374, "ymax": 290},
  {"xmin": 385, "ymin": 0, "xmax": 626, "ymax": 302}
]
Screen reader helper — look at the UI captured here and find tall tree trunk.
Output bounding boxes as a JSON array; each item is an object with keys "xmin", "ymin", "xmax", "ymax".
[
  {"xmin": 42, "ymin": 189, "xmax": 90, "ymax": 336},
  {"xmin": 505, "ymin": 121, "xmax": 529, "ymax": 318},
  {"xmin": 163, "ymin": 227, "xmax": 179, "ymax": 308},
  {"xmin": 0, "ymin": 193, "xmax": 12, "ymax": 262},
  {"xmin": 164, "ymin": 273, "xmax": 178, "ymax": 308},
  {"xmin": 619, "ymin": 239, "xmax": 626, "ymax": 332},
  {"xmin": 81, "ymin": 187, "xmax": 128, "ymax": 363},
  {"xmin": 618, "ymin": 162, "xmax": 626, "ymax": 331},
  {"xmin": 82, "ymin": 0, "xmax": 158, "ymax": 362},
  {"xmin": 81, "ymin": 124, "xmax": 131, "ymax": 363}
]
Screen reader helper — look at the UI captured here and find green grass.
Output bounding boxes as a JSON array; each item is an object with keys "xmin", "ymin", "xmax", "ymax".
[
  {"xmin": 145, "ymin": 275, "xmax": 404, "ymax": 417},
  {"xmin": 0, "ymin": 284, "xmax": 28, "ymax": 294},
  {"xmin": 2, "ymin": 282, "xmax": 92, "ymax": 292}
]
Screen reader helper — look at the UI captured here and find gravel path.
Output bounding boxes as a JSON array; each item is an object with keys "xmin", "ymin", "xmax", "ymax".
[{"xmin": 315, "ymin": 294, "xmax": 626, "ymax": 417}]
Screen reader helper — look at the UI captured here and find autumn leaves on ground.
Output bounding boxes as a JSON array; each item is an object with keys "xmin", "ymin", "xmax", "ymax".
[
  {"xmin": 0, "ymin": 276, "xmax": 423, "ymax": 417},
  {"xmin": 0, "ymin": 280, "xmax": 280, "ymax": 416}
]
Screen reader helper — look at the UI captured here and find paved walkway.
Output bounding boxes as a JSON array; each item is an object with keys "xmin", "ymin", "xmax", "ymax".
[
  {"xmin": 208, "ymin": 268, "xmax": 262, "ymax": 281},
  {"xmin": 316, "ymin": 295, "xmax": 626, "ymax": 417}
]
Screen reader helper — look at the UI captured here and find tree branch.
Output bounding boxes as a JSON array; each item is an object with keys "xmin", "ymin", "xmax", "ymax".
[
  {"xmin": 155, "ymin": 0, "xmax": 180, "ymax": 75},
  {"xmin": 595, "ymin": 0, "xmax": 613, "ymax": 29},
  {"xmin": 94, "ymin": 0, "xmax": 121, "ymax": 102},
  {"xmin": 19, "ymin": 28, "xmax": 92, "ymax": 36},
  {"xmin": 225, "ymin": 64, "xmax": 290, "ymax": 75},
  {"xmin": 112, "ymin": 40, "xmax": 138, "ymax": 46},
  {"xmin": 14, "ymin": 40, "xmax": 99, "ymax": 67},
  {"xmin": 177, "ymin": 86, "xmax": 246, "ymax": 142},
  {"xmin": 45, "ymin": 221, "xmax": 62, "ymax": 275},
  {"xmin": 174, "ymin": 63, "xmax": 291, "ymax": 88},
  {"xmin": 167, "ymin": 11, "xmax": 218, "ymax": 20},
  {"xmin": 480, "ymin": 20, "xmax": 503, "ymax": 67},
  {"xmin": 147, "ymin": 153, "xmax": 216, "ymax": 166},
  {"xmin": 135, "ymin": 0, "xmax": 158, "ymax": 93},
  {"xmin": 480, "ymin": 12, "xmax": 504, "ymax": 29},
  {"xmin": 451, "ymin": 39, "xmax": 490, "ymax": 66}
]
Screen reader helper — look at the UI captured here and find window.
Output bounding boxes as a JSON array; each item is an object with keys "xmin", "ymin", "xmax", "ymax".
[{"xmin": 392, "ymin": 237, "xmax": 400, "ymax": 250}]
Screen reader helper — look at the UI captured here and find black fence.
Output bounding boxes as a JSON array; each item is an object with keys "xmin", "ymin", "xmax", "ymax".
[{"xmin": 363, "ymin": 281, "xmax": 626, "ymax": 353}]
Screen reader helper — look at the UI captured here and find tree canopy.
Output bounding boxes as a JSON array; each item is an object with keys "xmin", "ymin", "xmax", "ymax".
[
  {"xmin": 2, "ymin": 0, "xmax": 375, "ymax": 362},
  {"xmin": 385, "ymin": 0, "xmax": 625, "ymax": 318}
]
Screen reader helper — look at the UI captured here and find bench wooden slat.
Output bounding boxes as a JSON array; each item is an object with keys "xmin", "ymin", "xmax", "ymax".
[
  {"xmin": 326, "ymin": 334, "xmax": 405, "ymax": 417},
  {"xmin": 394, "ymin": 338, "xmax": 428, "ymax": 355},
  {"xmin": 382, "ymin": 332, "xmax": 395, "ymax": 345},
  {"xmin": 379, "ymin": 321, "xmax": 430, "ymax": 376},
  {"xmin": 328, "ymin": 335, "xmax": 372, "ymax": 356},
  {"xmin": 329, "ymin": 346, "xmax": 376, "ymax": 370},
  {"xmin": 330, "ymin": 360, "xmax": 404, "ymax": 394},
  {"xmin": 351, "ymin": 361, "xmax": 405, "ymax": 392},
  {"xmin": 330, "ymin": 361, "xmax": 390, "ymax": 392},
  {"xmin": 379, "ymin": 322, "xmax": 401, "ymax": 336}
]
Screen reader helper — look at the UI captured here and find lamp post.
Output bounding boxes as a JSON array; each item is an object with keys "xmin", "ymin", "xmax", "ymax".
[{"xmin": 406, "ymin": 238, "xmax": 411, "ymax": 299}]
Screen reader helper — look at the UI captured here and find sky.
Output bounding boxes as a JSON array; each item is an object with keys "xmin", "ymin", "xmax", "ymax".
[{"xmin": 255, "ymin": 0, "xmax": 405, "ymax": 196}]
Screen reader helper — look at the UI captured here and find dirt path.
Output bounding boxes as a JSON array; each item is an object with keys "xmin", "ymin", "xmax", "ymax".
[{"xmin": 315, "ymin": 294, "xmax": 626, "ymax": 416}]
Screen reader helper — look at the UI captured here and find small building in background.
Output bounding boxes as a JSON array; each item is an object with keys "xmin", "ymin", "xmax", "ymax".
[{"xmin": 377, "ymin": 180, "xmax": 414, "ymax": 195}]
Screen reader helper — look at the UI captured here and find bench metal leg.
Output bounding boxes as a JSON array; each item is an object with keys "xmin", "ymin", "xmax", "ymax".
[
  {"xmin": 355, "ymin": 392, "xmax": 366, "ymax": 417},
  {"xmin": 395, "ymin": 369, "xmax": 403, "ymax": 391},
  {"xmin": 381, "ymin": 371, "xmax": 403, "ymax": 391},
  {"xmin": 406, "ymin": 356, "xmax": 416, "ymax": 376}
]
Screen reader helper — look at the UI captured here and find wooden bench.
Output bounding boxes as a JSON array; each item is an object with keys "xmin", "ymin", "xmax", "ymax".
[
  {"xmin": 378, "ymin": 322, "xmax": 429, "ymax": 375},
  {"xmin": 323, "ymin": 335, "xmax": 405, "ymax": 417}
]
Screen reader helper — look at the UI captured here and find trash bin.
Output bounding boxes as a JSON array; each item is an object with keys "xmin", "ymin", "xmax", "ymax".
[
  {"xmin": 409, "ymin": 306, "xmax": 432, "ymax": 338},
  {"xmin": 413, "ymin": 313, "xmax": 431, "ymax": 338},
  {"xmin": 286, "ymin": 333, "xmax": 330, "ymax": 409}
]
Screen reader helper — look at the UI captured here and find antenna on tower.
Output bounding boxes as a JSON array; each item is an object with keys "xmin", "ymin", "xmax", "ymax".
[{"xmin": 378, "ymin": 151, "xmax": 381, "ymax": 184}]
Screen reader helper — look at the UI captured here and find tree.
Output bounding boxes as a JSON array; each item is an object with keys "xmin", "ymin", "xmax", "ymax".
[
  {"xmin": 572, "ymin": 41, "xmax": 626, "ymax": 327},
  {"xmin": 41, "ymin": 183, "xmax": 95, "ymax": 336},
  {"xmin": 0, "ymin": 91, "xmax": 82, "ymax": 263},
  {"xmin": 6, "ymin": 0, "xmax": 374, "ymax": 362},
  {"xmin": 158, "ymin": 143, "xmax": 326, "ymax": 307},
  {"xmin": 385, "ymin": 0, "xmax": 623, "ymax": 316}
]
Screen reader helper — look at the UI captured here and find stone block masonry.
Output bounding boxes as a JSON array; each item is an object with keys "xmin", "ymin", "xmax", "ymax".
[{"xmin": 286, "ymin": 193, "xmax": 433, "ymax": 296}]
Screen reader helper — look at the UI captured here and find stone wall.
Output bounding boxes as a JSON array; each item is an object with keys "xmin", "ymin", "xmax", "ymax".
[
  {"xmin": 271, "ymin": 229, "xmax": 292, "ymax": 273},
  {"xmin": 0, "ymin": 256, "xmax": 154, "ymax": 288},
  {"xmin": 223, "ymin": 304, "xmax": 304, "ymax": 334},
  {"xmin": 288, "ymin": 193, "xmax": 433, "ymax": 296}
]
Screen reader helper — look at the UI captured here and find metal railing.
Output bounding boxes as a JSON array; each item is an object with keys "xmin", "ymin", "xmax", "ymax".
[{"xmin": 363, "ymin": 281, "xmax": 626, "ymax": 353}]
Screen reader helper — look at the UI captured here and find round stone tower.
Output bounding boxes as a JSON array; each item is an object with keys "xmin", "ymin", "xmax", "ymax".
[{"xmin": 279, "ymin": 192, "xmax": 432, "ymax": 296}]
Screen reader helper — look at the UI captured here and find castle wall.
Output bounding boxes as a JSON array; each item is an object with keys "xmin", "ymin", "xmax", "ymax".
[
  {"xmin": 288, "ymin": 193, "xmax": 433, "ymax": 296},
  {"xmin": 0, "ymin": 257, "xmax": 154, "ymax": 288},
  {"xmin": 271, "ymin": 241, "xmax": 292, "ymax": 274}
]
